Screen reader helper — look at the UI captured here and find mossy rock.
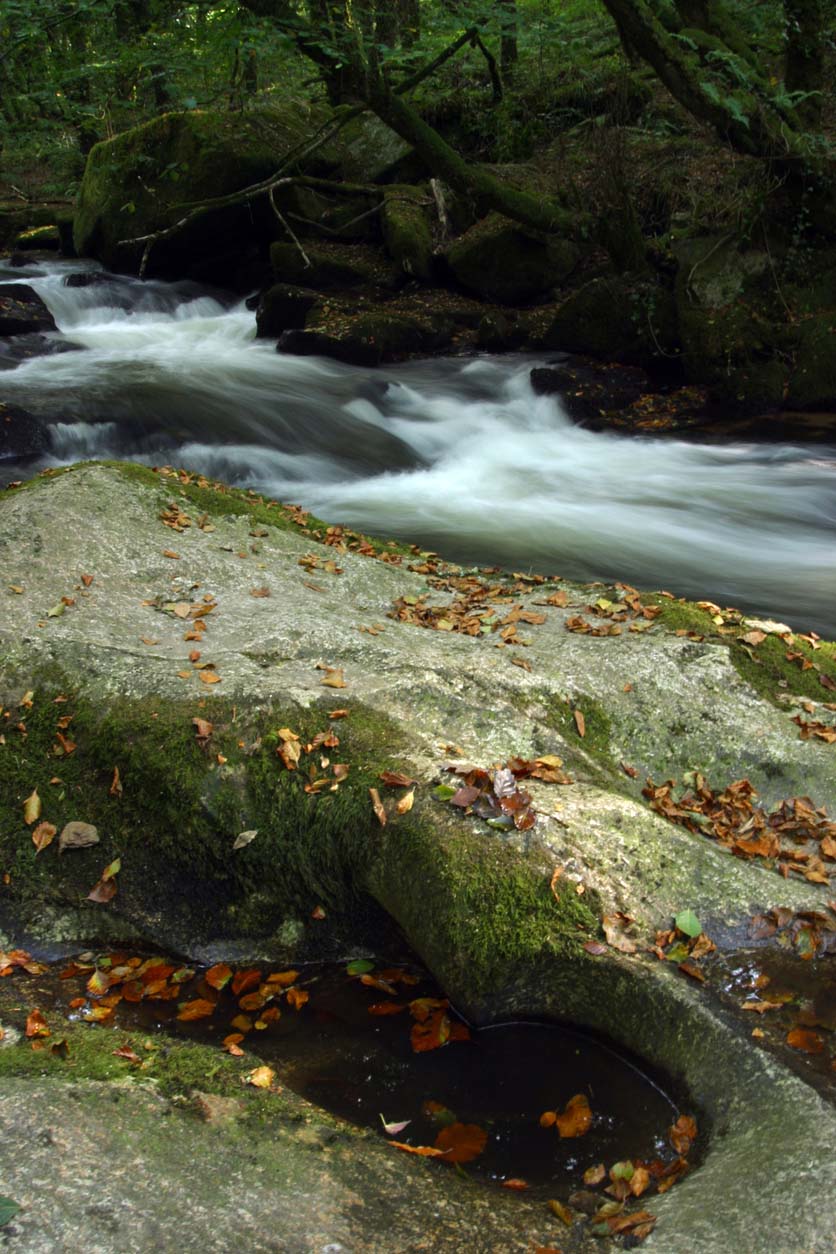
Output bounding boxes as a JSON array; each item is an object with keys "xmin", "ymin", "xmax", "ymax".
[
  {"xmin": 539, "ymin": 274, "xmax": 676, "ymax": 363},
  {"xmin": 281, "ymin": 304, "xmax": 452, "ymax": 365},
  {"xmin": 335, "ymin": 114, "xmax": 418, "ymax": 185},
  {"xmin": 786, "ymin": 314, "xmax": 836, "ymax": 410},
  {"xmin": 13, "ymin": 224, "xmax": 61, "ymax": 252},
  {"xmin": 446, "ymin": 213, "xmax": 580, "ymax": 305},
  {"xmin": 73, "ymin": 104, "xmax": 330, "ymax": 277},
  {"xmin": 255, "ymin": 283, "xmax": 321, "ymax": 339},
  {"xmin": 0, "ymin": 283, "xmax": 57, "ymax": 336},
  {"xmin": 269, "ymin": 241, "xmax": 399, "ymax": 292},
  {"xmin": 0, "ymin": 202, "xmax": 71, "ymax": 251},
  {"xmin": 381, "ymin": 186, "xmax": 434, "ymax": 281}
]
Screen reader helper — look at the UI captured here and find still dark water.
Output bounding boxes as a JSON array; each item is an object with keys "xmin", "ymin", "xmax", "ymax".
[
  {"xmin": 2, "ymin": 258, "xmax": 835, "ymax": 633},
  {"xmin": 8, "ymin": 953, "xmax": 684, "ymax": 1198}
]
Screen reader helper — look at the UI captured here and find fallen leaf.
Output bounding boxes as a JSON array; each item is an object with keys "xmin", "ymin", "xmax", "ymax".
[
  {"xmin": 369, "ymin": 787, "xmax": 387, "ymax": 827},
  {"xmin": 548, "ymin": 1198, "xmax": 574, "ymax": 1225},
  {"xmin": 23, "ymin": 789, "xmax": 41, "ymax": 825},
  {"xmin": 205, "ymin": 963, "xmax": 233, "ymax": 990},
  {"xmin": 573, "ymin": 709, "xmax": 586, "ymax": 738},
  {"xmin": 245, "ymin": 1065, "xmax": 276, "ymax": 1089},
  {"xmin": 396, "ymin": 788, "xmax": 415, "ymax": 815},
  {"xmin": 286, "ymin": 987, "xmax": 309, "ymax": 1011},
  {"xmin": 233, "ymin": 829, "xmax": 258, "ymax": 850},
  {"xmin": 113, "ymin": 1044, "xmax": 142, "ymax": 1064},
  {"xmin": 177, "ymin": 999, "xmax": 217, "ymax": 1021},
  {"xmin": 583, "ymin": 1163, "xmax": 606, "ymax": 1186},
  {"xmin": 389, "ymin": 1140, "xmax": 449, "ymax": 1158},
  {"xmin": 32, "ymin": 821, "xmax": 57, "ymax": 854},
  {"xmin": 554, "ymin": 1093, "xmax": 592, "ymax": 1138},
  {"xmin": 434, "ymin": 1121, "xmax": 487, "ymax": 1163},
  {"xmin": 603, "ymin": 913, "xmax": 638, "ymax": 954},
  {"xmin": 379, "ymin": 771, "xmax": 416, "ymax": 788},
  {"xmin": 109, "ymin": 767, "xmax": 123, "ymax": 798},
  {"xmin": 320, "ymin": 667, "xmax": 347, "ymax": 689},
  {"xmin": 380, "ymin": 1114, "xmax": 411, "ymax": 1135},
  {"xmin": 786, "ymin": 1027, "xmax": 825, "ymax": 1054},
  {"xmin": 668, "ymin": 1113, "xmax": 697, "ymax": 1154},
  {"xmin": 501, "ymin": 1178, "xmax": 530, "ymax": 1191},
  {"xmin": 25, "ymin": 1008, "xmax": 50, "ymax": 1039},
  {"xmin": 199, "ymin": 671, "xmax": 221, "ymax": 685}
]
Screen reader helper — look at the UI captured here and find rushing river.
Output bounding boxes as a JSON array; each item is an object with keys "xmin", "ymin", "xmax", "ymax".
[{"xmin": 2, "ymin": 258, "xmax": 835, "ymax": 633}]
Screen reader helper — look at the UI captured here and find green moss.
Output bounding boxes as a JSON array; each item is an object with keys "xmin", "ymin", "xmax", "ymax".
[
  {"xmin": 0, "ymin": 673, "xmax": 412, "ymax": 948},
  {"xmin": 382, "ymin": 186, "xmax": 434, "ymax": 281},
  {"xmin": 651, "ymin": 597, "xmax": 836, "ymax": 707},
  {"xmin": 368, "ymin": 806, "xmax": 599, "ymax": 1001}
]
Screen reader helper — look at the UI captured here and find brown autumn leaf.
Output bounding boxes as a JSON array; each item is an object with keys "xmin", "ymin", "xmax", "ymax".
[
  {"xmin": 573, "ymin": 709, "xmax": 586, "ymax": 738},
  {"xmin": 411, "ymin": 1010, "xmax": 452, "ymax": 1053},
  {"xmin": 583, "ymin": 941, "xmax": 608, "ymax": 956},
  {"xmin": 87, "ymin": 876, "xmax": 118, "ymax": 903},
  {"xmin": 250, "ymin": 587, "xmax": 271, "ymax": 598},
  {"xmin": 434, "ymin": 1121, "xmax": 487, "ymax": 1163},
  {"xmin": 265, "ymin": 969, "xmax": 299, "ymax": 987},
  {"xmin": 389, "ymin": 1140, "xmax": 449, "ymax": 1158},
  {"xmin": 198, "ymin": 670, "xmax": 221, "ymax": 685},
  {"xmin": 554, "ymin": 1093, "xmax": 592, "ymax": 1138},
  {"xmin": 539, "ymin": 1110, "xmax": 557, "ymax": 1128},
  {"xmin": 32, "ymin": 821, "xmax": 57, "ymax": 854},
  {"xmin": 379, "ymin": 770, "xmax": 416, "ymax": 788},
  {"xmin": 602, "ymin": 912, "xmax": 638, "ymax": 954},
  {"xmin": 740, "ymin": 630, "xmax": 767, "ymax": 647},
  {"xmin": 81, "ymin": 574, "xmax": 94, "ymax": 587},
  {"xmin": 277, "ymin": 739, "xmax": 301, "ymax": 770},
  {"xmin": 547, "ymin": 1199, "xmax": 574, "ymax": 1226},
  {"xmin": 320, "ymin": 667, "xmax": 347, "ymax": 689},
  {"xmin": 25, "ymin": 1008, "xmax": 50, "ymax": 1039},
  {"xmin": 192, "ymin": 718, "xmax": 213, "ymax": 743},
  {"xmin": 177, "ymin": 998, "xmax": 217, "ymax": 1021},
  {"xmin": 369, "ymin": 787, "xmax": 387, "ymax": 827},
  {"xmin": 583, "ymin": 1163, "xmax": 606, "ymax": 1186},
  {"xmin": 23, "ymin": 788, "xmax": 41, "ymax": 826},
  {"xmin": 501, "ymin": 1178, "xmax": 530, "ymax": 1191},
  {"xmin": 668, "ymin": 1113, "xmax": 697, "ymax": 1154},
  {"xmin": 786, "ymin": 1027, "xmax": 825, "ymax": 1054},
  {"xmin": 328, "ymin": 709, "xmax": 349, "ymax": 719},
  {"xmin": 109, "ymin": 766, "xmax": 123, "ymax": 798},
  {"xmin": 678, "ymin": 960, "xmax": 707, "ymax": 982},
  {"xmin": 113, "ymin": 1044, "xmax": 142, "ymax": 1065}
]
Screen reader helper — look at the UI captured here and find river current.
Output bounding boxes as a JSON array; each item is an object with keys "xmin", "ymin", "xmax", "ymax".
[{"xmin": 2, "ymin": 258, "xmax": 835, "ymax": 632}]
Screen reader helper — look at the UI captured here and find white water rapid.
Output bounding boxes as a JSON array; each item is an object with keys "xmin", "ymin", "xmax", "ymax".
[{"xmin": 2, "ymin": 258, "xmax": 835, "ymax": 632}]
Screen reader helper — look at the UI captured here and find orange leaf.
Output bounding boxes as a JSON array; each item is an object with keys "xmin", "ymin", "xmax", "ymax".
[
  {"xmin": 32, "ymin": 821, "xmax": 57, "ymax": 854},
  {"xmin": 411, "ymin": 1010, "xmax": 451, "ymax": 1053},
  {"xmin": 539, "ymin": 1110, "xmax": 557, "ymax": 1128},
  {"xmin": 198, "ymin": 671, "xmax": 221, "ymax": 685},
  {"xmin": 286, "ymin": 987, "xmax": 309, "ymax": 1011},
  {"xmin": 264, "ymin": 969, "xmax": 298, "ymax": 987},
  {"xmin": 25, "ymin": 1008, "xmax": 50, "ymax": 1039},
  {"xmin": 573, "ymin": 709, "xmax": 586, "ymax": 738},
  {"xmin": 389, "ymin": 1141, "xmax": 449, "ymax": 1158},
  {"xmin": 369, "ymin": 786, "xmax": 387, "ymax": 827},
  {"xmin": 230, "ymin": 1014, "xmax": 253, "ymax": 1033},
  {"xmin": 177, "ymin": 998, "xmax": 216, "ymax": 1021},
  {"xmin": 554, "ymin": 1093, "xmax": 592, "ymax": 1138},
  {"xmin": 205, "ymin": 963, "xmax": 233, "ymax": 990},
  {"xmin": 501, "ymin": 1178, "xmax": 530, "ymax": 1191},
  {"xmin": 238, "ymin": 990, "xmax": 268, "ymax": 1012},
  {"xmin": 434, "ymin": 1121, "xmax": 487, "ymax": 1163},
  {"xmin": 786, "ymin": 1027, "xmax": 825, "ymax": 1054},
  {"xmin": 23, "ymin": 788, "xmax": 41, "ymax": 825},
  {"xmin": 231, "ymin": 968, "xmax": 262, "ymax": 996}
]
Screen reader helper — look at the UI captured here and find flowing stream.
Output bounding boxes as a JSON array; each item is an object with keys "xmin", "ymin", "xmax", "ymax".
[{"xmin": 3, "ymin": 258, "xmax": 835, "ymax": 633}]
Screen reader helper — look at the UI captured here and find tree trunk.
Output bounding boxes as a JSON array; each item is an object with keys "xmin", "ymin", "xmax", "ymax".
[
  {"xmin": 784, "ymin": 0, "xmax": 824, "ymax": 129},
  {"xmin": 500, "ymin": 0, "xmax": 517, "ymax": 83}
]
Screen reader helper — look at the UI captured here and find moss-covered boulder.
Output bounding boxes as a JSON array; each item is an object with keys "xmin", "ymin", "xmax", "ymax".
[
  {"xmin": 539, "ymin": 274, "xmax": 677, "ymax": 363},
  {"xmin": 73, "ymin": 104, "xmax": 330, "ymax": 278},
  {"xmin": 381, "ymin": 186, "xmax": 434, "ymax": 281},
  {"xmin": 255, "ymin": 283, "xmax": 321, "ymax": 339},
  {"xmin": 446, "ymin": 213, "xmax": 580, "ymax": 304},
  {"xmin": 279, "ymin": 304, "xmax": 452, "ymax": 365},
  {"xmin": 335, "ymin": 114, "xmax": 418, "ymax": 185},
  {"xmin": 269, "ymin": 240, "xmax": 400, "ymax": 291},
  {"xmin": 0, "ymin": 202, "xmax": 71, "ymax": 252},
  {"xmin": 0, "ymin": 402, "xmax": 51, "ymax": 459}
]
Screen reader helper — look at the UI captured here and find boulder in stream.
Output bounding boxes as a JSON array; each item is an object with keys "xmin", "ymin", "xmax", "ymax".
[
  {"xmin": 0, "ymin": 462, "xmax": 834, "ymax": 1253},
  {"xmin": 0, "ymin": 283, "xmax": 57, "ymax": 336}
]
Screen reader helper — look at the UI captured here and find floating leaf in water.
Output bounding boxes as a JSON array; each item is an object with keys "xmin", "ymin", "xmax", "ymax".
[
  {"xmin": 554, "ymin": 1093, "xmax": 592, "ymax": 1138},
  {"xmin": 668, "ymin": 1113, "xmax": 697, "ymax": 1154},
  {"xmin": 434, "ymin": 1121, "xmax": 487, "ymax": 1163},
  {"xmin": 346, "ymin": 959, "xmax": 375, "ymax": 976},
  {"xmin": 205, "ymin": 963, "xmax": 233, "ymax": 990},
  {"xmin": 380, "ymin": 1114, "xmax": 411, "ymax": 1136},
  {"xmin": 786, "ymin": 1027, "xmax": 825, "ymax": 1054},
  {"xmin": 286, "ymin": 987, "xmax": 309, "ymax": 1011},
  {"xmin": 177, "ymin": 998, "xmax": 216, "ymax": 1021},
  {"xmin": 501, "ymin": 1178, "xmax": 530, "ymax": 1191}
]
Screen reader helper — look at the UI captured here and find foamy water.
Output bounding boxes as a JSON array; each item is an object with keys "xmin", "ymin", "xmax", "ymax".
[{"xmin": 2, "ymin": 258, "xmax": 834, "ymax": 631}]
